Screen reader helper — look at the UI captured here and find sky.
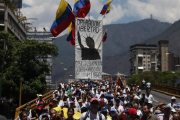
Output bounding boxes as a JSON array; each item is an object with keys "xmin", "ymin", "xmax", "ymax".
[{"xmin": 21, "ymin": 0, "xmax": 180, "ymax": 35}]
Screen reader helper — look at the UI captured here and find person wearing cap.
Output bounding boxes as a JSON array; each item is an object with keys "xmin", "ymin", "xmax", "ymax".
[
  {"xmin": 80, "ymin": 98, "xmax": 105, "ymax": 120},
  {"xmin": 109, "ymin": 108, "xmax": 118, "ymax": 120},
  {"xmin": 36, "ymin": 94, "xmax": 45, "ymax": 106},
  {"xmin": 158, "ymin": 105, "xmax": 173, "ymax": 120},
  {"xmin": 168, "ymin": 96, "xmax": 177, "ymax": 110},
  {"xmin": 38, "ymin": 108, "xmax": 50, "ymax": 120},
  {"xmin": 117, "ymin": 108, "xmax": 137, "ymax": 120},
  {"xmin": 141, "ymin": 103, "xmax": 159, "ymax": 120}
]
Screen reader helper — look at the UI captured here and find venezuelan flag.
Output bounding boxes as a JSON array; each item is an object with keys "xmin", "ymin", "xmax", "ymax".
[
  {"xmin": 118, "ymin": 72, "xmax": 124, "ymax": 88},
  {"xmin": 73, "ymin": 0, "xmax": 91, "ymax": 17},
  {"xmin": 100, "ymin": 0, "xmax": 112, "ymax": 15},
  {"xmin": 50, "ymin": 0, "xmax": 75, "ymax": 37},
  {"xmin": 66, "ymin": 0, "xmax": 91, "ymax": 46},
  {"xmin": 103, "ymin": 29, "xmax": 108, "ymax": 42},
  {"xmin": 66, "ymin": 21, "xmax": 75, "ymax": 46}
]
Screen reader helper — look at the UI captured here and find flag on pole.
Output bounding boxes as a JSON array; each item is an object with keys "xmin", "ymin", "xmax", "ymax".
[
  {"xmin": 73, "ymin": 0, "xmax": 91, "ymax": 17},
  {"xmin": 50, "ymin": 0, "xmax": 75, "ymax": 37},
  {"xmin": 66, "ymin": 0, "xmax": 91, "ymax": 46},
  {"xmin": 118, "ymin": 72, "xmax": 124, "ymax": 88},
  {"xmin": 103, "ymin": 29, "xmax": 108, "ymax": 42},
  {"xmin": 100, "ymin": 0, "xmax": 112, "ymax": 15}
]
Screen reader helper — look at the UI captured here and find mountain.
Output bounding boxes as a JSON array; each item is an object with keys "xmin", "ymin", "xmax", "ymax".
[
  {"xmin": 142, "ymin": 19, "xmax": 180, "ymax": 56},
  {"xmin": 52, "ymin": 19, "xmax": 171, "ymax": 82}
]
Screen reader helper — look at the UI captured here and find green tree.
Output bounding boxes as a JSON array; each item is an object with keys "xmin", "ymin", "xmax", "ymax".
[{"xmin": 0, "ymin": 31, "xmax": 58, "ymax": 104}]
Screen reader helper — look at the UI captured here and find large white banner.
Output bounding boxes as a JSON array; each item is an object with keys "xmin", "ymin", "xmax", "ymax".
[{"xmin": 75, "ymin": 18, "xmax": 102, "ymax": 80}]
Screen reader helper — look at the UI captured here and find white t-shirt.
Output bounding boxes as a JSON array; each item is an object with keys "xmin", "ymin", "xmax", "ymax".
[
  {"xmin": 118, "ymin": 105, "xmax": 124, "ymax": 113},
  {"xmin": 80, "ymin": 111, "xmax": 106, "ymax": 120},
  {"xmin": 145, "ymin": 94, "xmax": 154, "ymax": 103},
  {"xmin": 137, "ymin": 109, "xmax": 143, "ymax": 117}
]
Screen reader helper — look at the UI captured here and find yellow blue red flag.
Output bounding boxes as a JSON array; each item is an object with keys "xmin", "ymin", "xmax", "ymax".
[
  {"xmin": 103, "ymin": 29, "xmax": 108, "ymax": 42},
  {"xmin": 50, "ymin": 0, "xmax": 75, "ymax": 37},
  {"xmin": 100, "ymin": 0, "xmax": 112, "ymax": 15},
  {"xmin": 66, "ymin": 0, "xmax": 91, "ymax": 46}
]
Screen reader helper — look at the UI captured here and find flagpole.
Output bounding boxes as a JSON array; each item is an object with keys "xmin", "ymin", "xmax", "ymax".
[{"xmin": 97, "ymin": 37, "xmax": 104, "ymax": 50}]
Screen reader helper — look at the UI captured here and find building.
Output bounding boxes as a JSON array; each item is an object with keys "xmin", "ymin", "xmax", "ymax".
[
  {"xmin": 27, "ymin": 31, "xmax": 55, "ymax": 89},
  {"xmin": 129, "ymin": 44, "xmax": 158, "ymax": 75},
  {"xmin": 0, "ymin": 1, "xmax": 26, "ymax": 41},
  {"xmin": 158, "ymin": 40, "xmax": 169, "ymax": 71}
]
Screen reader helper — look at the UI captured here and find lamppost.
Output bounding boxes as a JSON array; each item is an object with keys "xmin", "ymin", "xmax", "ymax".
[{"xmin": 142, "ymin": 79, "xmax": 146, "ymax": 89}]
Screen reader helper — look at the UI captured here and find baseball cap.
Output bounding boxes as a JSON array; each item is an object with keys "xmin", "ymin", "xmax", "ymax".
[
  {"xmin": 99, "ymin": 99, "xmax": 104, "ymax": 104},
  {"xmin": 171, "ymin": 96, "xmax": 176, "ymax": 99},
  {"xmin": 124, "ymin": 108, "xmax": 137, "ymax": 115},
  {"xmin": 90, "ymin": 98, "xmax": 99, "ymax": 102},
  {"xmin": 49, "ymin": 102, "xmax": 54, "ymax": 106},
  {"xmin": 110, "ymin": 108, "xmax": 116, "ymax": 112},
  {"xmin": 39, "ymin": 94, "xmax": 42, "ymax": 97}
]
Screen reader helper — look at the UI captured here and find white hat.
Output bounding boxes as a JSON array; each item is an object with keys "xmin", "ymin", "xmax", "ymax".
[
  {"xmin": 39, "ymin": 94, "xmax": 42, "ymax": 97},
  {"xmin": 171, "ymin": 96, "xmax": 176, "ymax": 99}
]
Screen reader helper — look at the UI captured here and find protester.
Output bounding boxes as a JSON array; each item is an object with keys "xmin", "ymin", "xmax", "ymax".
[{"xmin": 80, "ymin": 98, "xmax": 105, "ymax": 120}]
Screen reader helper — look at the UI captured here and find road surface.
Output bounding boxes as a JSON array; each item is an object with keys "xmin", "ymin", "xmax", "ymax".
[{"xmin": 142, "ymin": 90, "xmax": 180, "ymax": 107}]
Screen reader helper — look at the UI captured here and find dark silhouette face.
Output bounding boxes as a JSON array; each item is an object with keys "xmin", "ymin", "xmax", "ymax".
[{"xmin": 86, "ymin": 36, "xmax": 95, "ymax": 48}]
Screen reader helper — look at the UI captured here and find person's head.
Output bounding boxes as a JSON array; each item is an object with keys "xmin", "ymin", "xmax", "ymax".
[
  {"xmin": 146, "ymin": 89, "xmax": 151, "ymax": 94},
  {"xmin": 39, "ymin": 94, "xmax": 43, "ymax": 100},
  {"xmin": 78, "ymin": 99, "xmax": 83, "ymax": 106},
  {"xmin": 50, "ymin": 109, "xmax": 57, "ymax": 119},
  {"xmin": 19, "ymin": 111, "xmax": 28, "ymax": 120},
  {"xmin": 110, "ymin": 108, "xmax": 118, "ymax": 119},
  {"xmin": 67, "ymin": 108, "xmax": 74, "ymax": 118},
  {"xmin": 49, "ymin": 102, "xmax": 54, "ymax": 109},
  {"xmin": 116, "ymin": 98, "xmax": 120, "ymax": 104},
  {"xmin": 142, "ymin": 93, "xmax": 145, "ymax": 98},
  {"xmin": 99, "ymin": 99, "xmax": 105, "ymax": 108},
  {"xmin": 164, "ymin": 105, "xmax": 171, "ymax": 118},
  {"xmin": 160, "ymin": 104, "xmax": 166, "ymax": 113},
  {"xmin": 142, "ymin": 103, "xmax": 151, "ymax": 115},
  {"xmin": 42, "ymin": 113, "xmax": 49, "ymax": 120},
  {"xmin": 90, "ymin": 98, "xmax": 99, "ymax": 113},
  {"xmin": 81, "ymin": 107, "xmax": 87, "ymax": 113},
  {"xmin": 171, "ymin": 96, "xmax": 176, "ymax": 103},
  {"xmin": 26, "ymin": 103, "xmax": 31, "ymax": 111},
  {"xmin": 52, "ymin": 98, "xmax": 58, "ymax": 107},
  {"xmin": 133, "ymin": 103, "xmax": 139, "ymax": 110},
  {"xmin": 124, "ymin": 108, "xmax": 137, "ymax": 120},
  {"xmin": 173, "ymin": 113, "xmax": 180, "ymax": 120}
]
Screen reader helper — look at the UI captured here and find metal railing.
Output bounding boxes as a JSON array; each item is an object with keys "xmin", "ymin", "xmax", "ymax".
[
  {"xmin": 152, "ymin": 84, "xmax": 180, "ymax": 97},
  {"xmin": 14, "ymin": 90, "xmax": 54, "ymax": 119}
]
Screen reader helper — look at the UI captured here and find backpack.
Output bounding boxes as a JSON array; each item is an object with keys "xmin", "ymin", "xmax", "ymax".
[{"xmin": 83, "ymin": 111, "xmax": 102, "ymax": 120}]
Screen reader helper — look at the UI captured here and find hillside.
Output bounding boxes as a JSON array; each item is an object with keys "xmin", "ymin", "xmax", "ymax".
[
  {"xmin": 52, "ymin": 19, "xmax": 171, "ymax": 82},
  {"xmin": 143, "ymin": 19, "xmax": 180, "ymax": 56}
]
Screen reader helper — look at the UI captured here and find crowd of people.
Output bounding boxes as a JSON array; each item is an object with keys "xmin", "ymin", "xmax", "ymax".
[{"xmin": 16, "ymin": 80, "xmax": 180, "ymax": 120}]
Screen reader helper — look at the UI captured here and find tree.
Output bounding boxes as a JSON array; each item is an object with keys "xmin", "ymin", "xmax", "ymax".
[{"xmin": 0, "ymin": 31, "xmax": 58, "ymax": 104}]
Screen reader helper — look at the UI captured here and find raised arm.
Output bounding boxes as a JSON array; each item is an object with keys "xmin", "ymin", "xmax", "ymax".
[{"xmin": 78, "ymin": 31, "xmax": 84, "ymax": 48}]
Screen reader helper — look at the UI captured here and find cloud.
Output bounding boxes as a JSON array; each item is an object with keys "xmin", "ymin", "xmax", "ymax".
[
  {"xmin": 21, "ymin": 0, "xmax": 180, "ymax": 34},
  {"xmin": 126, "ymin": 0, "xmax": 180, "ymax": 23},
  {"xmin": 99, "ymin": 4, "xmax": 126, "ymax": 25}
]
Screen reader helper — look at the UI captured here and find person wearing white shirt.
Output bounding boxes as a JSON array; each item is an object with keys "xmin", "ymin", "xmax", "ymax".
[
  {"xmin": 80, "ymin": 98, "xmax": 105, "ymax": 120},
  {"xmin": 145, "ymin": 89, "xmax": 154, "ymax": 104}
]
